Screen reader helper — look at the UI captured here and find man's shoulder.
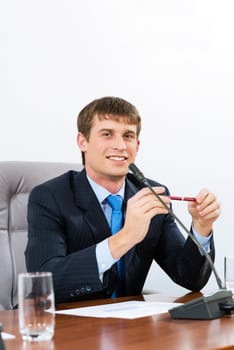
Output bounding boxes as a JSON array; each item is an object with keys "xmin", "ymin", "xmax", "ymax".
[{"xmin": 30, "ymin": 169, "xmax": 84, "ymax": 197}]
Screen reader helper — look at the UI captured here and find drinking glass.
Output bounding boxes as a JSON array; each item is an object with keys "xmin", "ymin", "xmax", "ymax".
[
  {"xmin": 18, "ymin": 272, "xmax": 55, "ymax": 342},
  {"xmin": 224, "ymin": 256, "xmax": 234, "ymax": 295}
]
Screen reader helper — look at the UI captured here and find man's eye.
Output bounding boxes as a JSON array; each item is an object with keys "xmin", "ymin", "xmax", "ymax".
[
  {"xmin": 102, "ymin": 132, "xmax": 111, "ymax": 137},
  {"xmin": 125, "ymin": 134, "xmax": 134, "ymax": 139}
]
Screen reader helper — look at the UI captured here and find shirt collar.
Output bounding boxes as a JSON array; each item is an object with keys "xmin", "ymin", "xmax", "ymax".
[{"xmin": 87, "ymin": 175, "xmax": 125, "ymax": 205}]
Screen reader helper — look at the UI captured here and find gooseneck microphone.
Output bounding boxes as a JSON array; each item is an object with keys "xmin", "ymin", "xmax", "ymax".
[{"xmin": 129, "ymin": 163, "xmax": 234, "ymax": 319}]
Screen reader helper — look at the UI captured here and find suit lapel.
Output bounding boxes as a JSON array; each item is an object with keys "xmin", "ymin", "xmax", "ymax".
[
  {"xmin": 122, "ymin": 176, "xmax": 141, "ymax": 293},
  {"xmin": 71, "ymin": 170, "xmax": 111, "ymax": 243},
  {"xmin": 125, "ymin": 174, "xmax": 140, "ymax": 200}
]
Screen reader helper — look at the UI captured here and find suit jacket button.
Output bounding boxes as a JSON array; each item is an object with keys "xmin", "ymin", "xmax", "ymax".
[
  {"xmin": 75, "ymin": 289, "xmax": 80, "ymax": 296},
  {"xmin": 70, "ymin": 292, "xmax": 75, "ymax": 297},
  {"xmin": 85, "ymin": 285, "xmax": 91, "ymax": 292}
]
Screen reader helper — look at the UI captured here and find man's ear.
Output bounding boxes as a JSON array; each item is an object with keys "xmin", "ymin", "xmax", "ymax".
[
  {"xmin": 77, "ymin": 132, "xmax": 87, "ymax": 151},
  {"xmin": 136, "ymin": 139, "xmax": 140, "ymax": 153}
]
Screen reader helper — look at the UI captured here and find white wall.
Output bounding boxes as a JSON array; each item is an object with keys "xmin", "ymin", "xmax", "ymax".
[{"xmin": 1, "ymin": 0, "xmax": 234, "ymax": 295}]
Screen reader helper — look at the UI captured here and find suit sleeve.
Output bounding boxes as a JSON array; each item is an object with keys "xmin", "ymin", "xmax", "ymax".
[
  {"xmin": 25, "ymin": 184, "xmax": 107, "ymax": 303},
  {"xmin": 154, "ymin": 212, "xmax": 215, "ymax": 291}
]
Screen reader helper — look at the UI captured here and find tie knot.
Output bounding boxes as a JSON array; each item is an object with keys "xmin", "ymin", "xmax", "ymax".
[{"xmin": 106, "ymin": 195, "xmax": 123, "ymax": 212}]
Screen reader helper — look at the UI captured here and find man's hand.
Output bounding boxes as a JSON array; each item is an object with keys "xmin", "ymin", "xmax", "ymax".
[
  {"xmin": 188, "ymin": 188, "xmax": 221, "ymax": 237},
  {"xmin": 109, "ymin": 186, "xmax": 170, "ymax": 259}
]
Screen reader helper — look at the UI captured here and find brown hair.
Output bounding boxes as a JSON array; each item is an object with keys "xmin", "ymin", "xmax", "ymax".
[{"xmin": 77, "ymin": 96, "xmax": 141, "ymax": 164}]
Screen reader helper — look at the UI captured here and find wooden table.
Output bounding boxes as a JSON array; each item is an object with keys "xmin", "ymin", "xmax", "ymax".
[{"xmin": 1, "ymin": 292, "xmax": 234, "ymax": 350}]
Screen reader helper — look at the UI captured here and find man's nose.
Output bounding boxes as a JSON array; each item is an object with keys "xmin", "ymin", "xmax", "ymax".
[{"xmin": 112, "ymin": 136, "xmax": 126, "ymax": 149}]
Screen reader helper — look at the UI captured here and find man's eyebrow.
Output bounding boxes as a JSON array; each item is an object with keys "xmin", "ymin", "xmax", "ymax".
[
  {"xmin": 98, "ymin": 128, "xmax": 136, "ymax": 134},
  {"xmin": 124, "ymin": 130, "xmax": 136, "ymax": 134},
  {"xmin": 98, "ymin": 128, "xmax": 112, "ymax": 133}
]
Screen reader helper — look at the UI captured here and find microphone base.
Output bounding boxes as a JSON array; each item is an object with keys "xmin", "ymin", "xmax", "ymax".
[{"xmin": 169, "ymin": 289, "xmax": 233, "ymax": 320}]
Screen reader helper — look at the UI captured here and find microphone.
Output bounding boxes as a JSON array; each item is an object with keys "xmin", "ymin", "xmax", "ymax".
[{"xmin": 129, "ymin": 163, "xmax": 234, "ymax": 319}]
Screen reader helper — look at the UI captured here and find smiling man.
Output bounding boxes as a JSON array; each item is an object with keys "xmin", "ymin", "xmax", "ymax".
[{"xmin": 25, "ymin": 96, "xmax": 220, "ymax": 304}]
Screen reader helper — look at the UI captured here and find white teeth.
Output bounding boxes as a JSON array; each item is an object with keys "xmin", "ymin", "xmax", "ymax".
[{"xmin": 108, "ymin": 156, "xmax": 126, "ymax": 161}]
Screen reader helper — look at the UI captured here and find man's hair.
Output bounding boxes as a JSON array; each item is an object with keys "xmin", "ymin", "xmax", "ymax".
[{"xmin": 77, "ymin": 96, "xmax": 141, "ymax": 164}]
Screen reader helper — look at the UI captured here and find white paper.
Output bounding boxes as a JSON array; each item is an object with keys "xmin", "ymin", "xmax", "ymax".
[
  {"xmin": 56, "ymin": 300, "xmax": 182, "ymax": 319},
  {"xmin": 2, "ymin": 331, "xmax": 16, "ymax": 340}
]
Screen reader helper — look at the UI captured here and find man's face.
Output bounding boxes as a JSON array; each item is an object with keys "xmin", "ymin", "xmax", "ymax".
[{"xmin": 77, "ymin": 115, "xmax": 140, "ymax": 183}]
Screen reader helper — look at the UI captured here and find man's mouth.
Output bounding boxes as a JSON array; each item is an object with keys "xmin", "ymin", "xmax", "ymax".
[{"xmin": 107, "ymin": 156, "xmax": 128, "ymax": 161}]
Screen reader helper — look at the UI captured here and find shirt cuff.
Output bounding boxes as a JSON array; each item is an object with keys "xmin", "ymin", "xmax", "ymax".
[
  {"xmin": 96, "ymin": 238, "xmax": 118, "ymax": 276},
  {"xmin": 192, "ymin": 227, "xmax": 212, "ymax": 254}
]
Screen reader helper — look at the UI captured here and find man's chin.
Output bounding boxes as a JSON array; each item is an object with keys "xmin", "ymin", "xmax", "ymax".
[{"xmin": 107, "ymin": 168, "xmax": 128, "ymax": 180}]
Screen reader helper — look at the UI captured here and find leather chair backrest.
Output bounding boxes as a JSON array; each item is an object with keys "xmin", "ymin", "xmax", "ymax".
[{"xmin": 0, "ymin": 161, "xmax": 82, "ymax": 309}]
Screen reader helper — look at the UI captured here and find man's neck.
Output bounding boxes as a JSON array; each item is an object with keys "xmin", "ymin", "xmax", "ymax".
[{"xmin": 86, "ymin": 171, "xmax": 125, "ymax": 194}]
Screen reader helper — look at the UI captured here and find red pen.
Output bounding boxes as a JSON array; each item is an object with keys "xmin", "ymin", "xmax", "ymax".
[{"xmin": 169, "ymin": 196, "xmax": 196, "ymax": 202}]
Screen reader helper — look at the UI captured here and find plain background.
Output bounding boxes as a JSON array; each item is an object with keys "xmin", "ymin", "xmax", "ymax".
[{"xmin": 1, "ymin": 0, "xmax": 234, "ymax": 295}]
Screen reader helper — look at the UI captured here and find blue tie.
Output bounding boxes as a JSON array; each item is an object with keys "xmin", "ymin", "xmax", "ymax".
[{"xmin": 106, "ymin": 194, "xmax": 125, "ymax": 297}]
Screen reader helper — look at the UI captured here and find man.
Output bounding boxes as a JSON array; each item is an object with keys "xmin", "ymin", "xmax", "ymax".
[{"xmin": 25, "ymin": 96, "xmax": 220, "ymax": 303}]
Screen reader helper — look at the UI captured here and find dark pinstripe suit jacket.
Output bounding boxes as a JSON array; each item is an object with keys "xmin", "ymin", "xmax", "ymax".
[{"xmin": 25, "ymin": 169, "xmax": 214, "ymax": 303}]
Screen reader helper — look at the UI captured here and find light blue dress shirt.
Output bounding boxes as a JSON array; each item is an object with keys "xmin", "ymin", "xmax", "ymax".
[
  {"xmin": 87, "ymin": 176, "xmax": 124, "ymax": 277},
  {"xmin": 86, "ymin": 176, "xmax": 211, "ymax": 279}
]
